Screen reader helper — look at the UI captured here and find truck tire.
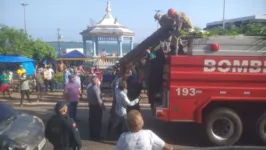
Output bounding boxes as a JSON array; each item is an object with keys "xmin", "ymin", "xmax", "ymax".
[
  {"xmin": 205, "ymin": 108, "xmax": 243, "ymax": 146},
  {"xmin": 256, "ymin": 113, "xmax": 266, "ymax": 145}
]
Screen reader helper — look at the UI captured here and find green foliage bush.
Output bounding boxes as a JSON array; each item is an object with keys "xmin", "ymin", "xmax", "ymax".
[
  {"xmin": 191, "ymin": 23, "xmax": 266, "ymax": 37},
  {"xmin": 54, "ymin": 72, "xmax": 64, "ymax": 83},
  {"xmin": 0, "ymin": 25, "xmax": 56, "ymax": 62}
]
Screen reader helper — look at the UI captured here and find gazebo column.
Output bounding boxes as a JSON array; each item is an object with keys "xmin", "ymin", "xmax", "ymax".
[
  {"xmin": 82, "ymin": 38, "xmax": 87, "ymax": 54},
  {"xmin": 130, "ymin": 37, "xmax": 134, "ymax": 50},
  {"xmin": 92, "ymin": 37, "xmax": 97, "ymax": 57},
  {"xmin": 95, "ymin": 37, "xmax": 99, "ymax": 56},
  {"xmin": 118, "ymin": 36, "xmax": 123, "ymax": 57}
]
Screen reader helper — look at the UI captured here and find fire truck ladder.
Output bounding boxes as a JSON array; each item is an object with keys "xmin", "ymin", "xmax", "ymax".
[{"xmin": 119, "ymin": 25, "xmax": 175, "ymax": 72}]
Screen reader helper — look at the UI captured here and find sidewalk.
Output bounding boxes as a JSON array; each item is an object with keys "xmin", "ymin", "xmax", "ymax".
[{"xmin": 0, "ymin": 90, "xmax": 150, "ymax": 107}]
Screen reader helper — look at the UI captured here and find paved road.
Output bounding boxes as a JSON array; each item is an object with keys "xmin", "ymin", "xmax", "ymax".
[
  {"xmin": 14, "ymin": 106, "xmax": 202, "ymax": 150},
  {"xmin": 4, "ymin": 91, "xmax": 261, "ymax": 149}
]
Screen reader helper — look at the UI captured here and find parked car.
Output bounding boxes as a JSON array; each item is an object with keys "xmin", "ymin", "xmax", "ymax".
[{"xmin": 0, "ymin": 102, "xmax": 46, "ymax": 150}]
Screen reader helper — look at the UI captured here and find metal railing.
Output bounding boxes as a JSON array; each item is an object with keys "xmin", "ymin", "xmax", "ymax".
[{"xmin": 93, "ymin": 56, "xmax": 120, "ymax": 69}]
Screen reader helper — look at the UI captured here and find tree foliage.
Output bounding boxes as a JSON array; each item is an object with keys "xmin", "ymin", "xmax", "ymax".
[
  {"xmin": 0, "ymin": 25, "xmax": 56, "ymax": 62},
  {"xmin": 206, "ymin": 23, "xmax": 266, "ymax": 37},
  {"xmin": 181, "ymin": 23, "xmax": 266, "ymax": 38}
]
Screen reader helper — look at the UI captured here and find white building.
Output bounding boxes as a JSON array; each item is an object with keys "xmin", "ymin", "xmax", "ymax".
[{"xmin": 205, "ymin": 14, "xmax": 266, "ymax": 29}]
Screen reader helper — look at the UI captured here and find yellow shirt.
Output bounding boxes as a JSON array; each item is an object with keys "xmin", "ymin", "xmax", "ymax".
[
  {"xmin": 43, "ymin": 70, "xmax": 49, "ymax": 79},
  {"xmin": 8, "ymin": 73, "xmax": 13, "ymax": 81},
  {"xmin": 17, "ymin": 68, "xmax": 26, "ymax": 77}
]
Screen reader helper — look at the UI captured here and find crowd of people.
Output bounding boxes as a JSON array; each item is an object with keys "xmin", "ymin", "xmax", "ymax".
[
  {"xmin": 44, "ymin": 62, "xmax": 173, "ymax": 150},
  {"xmin": 1, "ymin": 7, "xmax": 190, "ymax": 148},
  {"xmin": 0, "ymin": 64, "xmax": 57, "ymax": 107},
  {"xmin": 0, "ymin": 61, "xmax": 173, "ymax": 149},
  {"xmin": 20, "ymin": 64, "xmax": 57, "ymax": 107}
]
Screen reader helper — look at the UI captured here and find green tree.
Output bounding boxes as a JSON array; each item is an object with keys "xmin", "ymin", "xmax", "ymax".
[
  {"xmin": 243, "ymin": 23, "xmax": 266, "ymax": 36},
  {"xmin": 205, "ymin": 23, "xmax": 266, "ymax": 37},
  {"xmin": 0, "ymin": 26, "xmax": 56, "ymax": 62}
]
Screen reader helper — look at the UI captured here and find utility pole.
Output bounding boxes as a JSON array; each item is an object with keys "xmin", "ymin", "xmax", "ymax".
[
  {"xmin": 222, "ymin": 0, "xmax": 226, "ymax": 29},
  {"xmin": 57, "ymin": 28, "xmax": 62, "ymax": 53},
  {"xmin": 21, "ymin": 3, "xmax": 29, "ymax": 34}
]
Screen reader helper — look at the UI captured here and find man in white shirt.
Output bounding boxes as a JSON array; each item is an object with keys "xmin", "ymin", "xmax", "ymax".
[
  {"xmin": 114, "ymin": 81, "xmax": 139, "ymax": 134},
  {"xmin": 115, "ymin": 110, "xmax": 173, "ymax": 150},
  {"xmin": 44, "ymin": 65, "xmax": 54, "ymax": 93}
]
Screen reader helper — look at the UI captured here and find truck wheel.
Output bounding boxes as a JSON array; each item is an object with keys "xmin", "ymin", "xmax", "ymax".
[
  {"xmin": 205, "ymin": 108, "xmax": 243, "ymax": 146},
  {"xmin": 256, "ymin": 113, "xmax": 266, "ymax": 144}
]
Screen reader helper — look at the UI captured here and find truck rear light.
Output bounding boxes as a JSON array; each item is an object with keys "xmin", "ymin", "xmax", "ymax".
[{"xmin": 210, "ymin": 43, "xmax": 220, "ymax": 51}]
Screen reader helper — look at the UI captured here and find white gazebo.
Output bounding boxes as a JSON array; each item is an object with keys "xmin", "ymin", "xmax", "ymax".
[{"xmin": 80, "ymin": 0, "xmax": 135, "ymax": 58}]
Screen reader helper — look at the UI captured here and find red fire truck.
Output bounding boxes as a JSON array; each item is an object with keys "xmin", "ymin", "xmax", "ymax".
[{"xmin": 119, "ymin": 26, "xmax": 266, "ymax": 146}]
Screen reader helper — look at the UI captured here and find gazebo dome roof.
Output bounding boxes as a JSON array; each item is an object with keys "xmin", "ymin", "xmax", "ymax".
[{"xmin": 81, "ymin": 0, "xmax": 134, "ymax": 37}]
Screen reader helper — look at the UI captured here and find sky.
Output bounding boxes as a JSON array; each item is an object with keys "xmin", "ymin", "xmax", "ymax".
[{"xmin": 0, "ymin": 0, "xmax": 266, "ymax": 43}]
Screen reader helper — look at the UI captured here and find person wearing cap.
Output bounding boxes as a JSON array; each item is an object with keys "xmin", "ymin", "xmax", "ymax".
[
  {"xmin": 17, "ymin": 65, "xmax": 26, "ymax": 79},
  {"xmin": 45, "ymin": 101, "xmax": 82, "ymax": 150},
  {"xmin": 115, "ymin": 110, "xmax": 173, "ymax": 150},
  {"xmin": 64, "ymin": 75, "xmax": 81, "ymax": 121},
  {"xmin": 86, "ymin": 76, "xmax": 105, "ymax": 141}
]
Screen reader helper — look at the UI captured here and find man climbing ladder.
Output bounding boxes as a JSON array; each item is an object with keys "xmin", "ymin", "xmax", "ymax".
[
  {"xmin": 167, "ymin": 8, "xmax": 193, "ymax": 55},
  {"xmin": 154, "ymin": 8, "xmax": 193, "ymax": 54}
]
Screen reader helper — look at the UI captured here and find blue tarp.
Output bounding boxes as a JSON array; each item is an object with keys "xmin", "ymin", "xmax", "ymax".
[
  {"xmin": 0, "ymin": 54, "xmax": 35, "ymax": 63},
  {"xmin": 57, "ymin": 50, "xmax": 87, "ymax": 59},
  {"xmin": 0, "ymin": 55, "xmax": 35, "ymax": 75}
]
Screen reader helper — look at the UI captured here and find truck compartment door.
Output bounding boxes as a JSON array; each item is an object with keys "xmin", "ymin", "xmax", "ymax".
[{"xmin": 169, "ymin": 87, "xmax": 197, "ymax": 122}]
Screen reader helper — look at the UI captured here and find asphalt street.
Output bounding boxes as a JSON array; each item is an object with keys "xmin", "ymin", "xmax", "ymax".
[
  {"xmin": 4, "ymin": 91, "xmax": 262, "ymax": 150},
  {"xmin": 14, "ymin": 106, "xmax": 202, "ymax": 150}
]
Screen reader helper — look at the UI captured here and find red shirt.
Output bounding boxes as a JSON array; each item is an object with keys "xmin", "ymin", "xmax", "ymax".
[{"xmin": 94, "ymin": 70, "xmax": 102, "ymax": 81}]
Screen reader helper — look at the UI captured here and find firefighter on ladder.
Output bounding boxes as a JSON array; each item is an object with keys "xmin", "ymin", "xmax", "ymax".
[
  {"xmin": 167, "ymin": 8, "xmax": 193, "ymax": 55},
  {"xmin": 154, "ymin": 8, "xmax": 193, "ymax": 54}
]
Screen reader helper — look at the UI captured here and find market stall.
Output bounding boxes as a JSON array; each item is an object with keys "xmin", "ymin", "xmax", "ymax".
[
  {"xmin": 56, "ymin": 50, "xmax": 94, "ymax": 70},
  {"xmin": 0, "ymin": 54, "xmax": 35, "ymax": 76}
]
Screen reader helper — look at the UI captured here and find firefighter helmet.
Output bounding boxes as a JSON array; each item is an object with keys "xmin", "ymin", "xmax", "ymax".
[{"xmin": 167, "ymin": 8, "xmax": 175, "ymax": 17}]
